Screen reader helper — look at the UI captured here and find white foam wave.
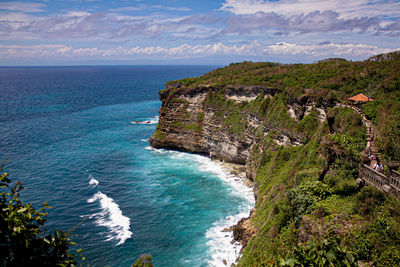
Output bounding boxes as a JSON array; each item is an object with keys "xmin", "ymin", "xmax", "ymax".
[
  {"xmin": 145, "ymin": 146, "xmax": 170, "ymax": 155},
  {"xmin": 205, "ymin": 211, "xmax": 250, "ymax": 266},
  {"xmin": 88, "ymin": 175, "xmax": 99, "ymax": 187},
  {"xmin": 131, "ymin": 115, "xmax": 159, "ymax": 125},
  {"xmin": 148, "ymin": 148, "xmax": 255, "ymax": 265},
  {"xmin": 87, "ymin": 178, "xmax": 132, "ymax": 245},
  {"xmin": 191, "ymin": 156, "xmax": 254, "ymax": 266},
  {"xmin": 141, "ymin": 138, "xmax": 150, "ymax": 142},
  {"xmin": 193, "ymin": 155, "xmax": 254, "ymax": 203}
]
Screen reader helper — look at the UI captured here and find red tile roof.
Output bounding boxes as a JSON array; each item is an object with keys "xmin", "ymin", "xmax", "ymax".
[{"xmin": 348, "ymin": 93, "xmax": 374, "ymax": 102}]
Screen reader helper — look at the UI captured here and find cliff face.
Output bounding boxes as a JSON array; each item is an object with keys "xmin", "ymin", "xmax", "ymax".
[
  {"xmin": 149, "ymin": 55, "xmax": 400, "ymax": 266},
  {"xmin": 151, "ymin": 85, "xmax": 250, "ymax": 163},
  {"xmin": 150, "ymin": 83, "xmax": 335, "ymax": 166}
]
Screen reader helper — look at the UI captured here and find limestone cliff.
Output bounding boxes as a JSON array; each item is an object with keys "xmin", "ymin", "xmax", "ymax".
[{"xmin": 150, "ymin": 83, "xmax": 336, "ymax": 167}]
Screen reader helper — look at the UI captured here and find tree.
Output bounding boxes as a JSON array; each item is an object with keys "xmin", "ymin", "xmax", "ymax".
[
  {"xmin": 0, "ymin": 159, "xmax": 80, "ymax": 266},
  {"xmin": 132, "ymin": 254, "xmax": 154, "ymax": 267}
]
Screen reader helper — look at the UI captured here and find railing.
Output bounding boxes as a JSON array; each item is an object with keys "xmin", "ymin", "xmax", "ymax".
[
  {"xmin": 359, "ymin": 165, "xmax": 400, "ymax": 196},
  {"xmin": 359, "ymin": 164, "xmax": 388, "ymax": 191},
  {"xmin": 388, "ymin": 170, "xmax": 400, "ymax": 191}
]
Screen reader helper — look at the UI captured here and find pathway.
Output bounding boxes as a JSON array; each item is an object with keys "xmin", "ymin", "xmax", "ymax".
[{"xmin": 335, "ymin": 104, "xmax": 400, "ymax": 198}]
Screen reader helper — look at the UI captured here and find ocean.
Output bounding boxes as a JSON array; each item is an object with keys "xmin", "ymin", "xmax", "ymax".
[{"xmin": 0, "ymin": 66, "xmax": 254, "ymax": 266}]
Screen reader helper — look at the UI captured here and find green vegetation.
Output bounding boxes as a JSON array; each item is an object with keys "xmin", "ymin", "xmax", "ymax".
[
  {"xmin": 375, "ymin": 99, "xmax": 400, "ymax": 161},
  {"xmin": 281, "ymin": 236, "xmax": 358, "ymax": 267},
  {"xmin": 132, "ymin": 254, "xmax": 154, "ymax": 267},
  {"xmin": 0, "ymin": 160, "xmax": 81, "ymax": 266},
  {"xmin": 153, "ymin": 129, "xmax": 166, "ymax": 140},
  {"xmin": 296, "ymin": 108, "xmax": 320, "ymax": 141},
  {"xmin": 159, "ymin": 51, "xmax": 400, "ymax": 266},
  {"xmin": 169, "ymin": 55, "xmax": 399, "ymax": 101},
  {"xmin": 183, "ymin": 123, "xmax": 202, "ymax": 133},
  {"xmin": 170, "ymin": 120, "xmax": 202, "ymax": 133},
  {"xmin": 237, "ymin": 104, "xmax": 400, "ymax": 266}
]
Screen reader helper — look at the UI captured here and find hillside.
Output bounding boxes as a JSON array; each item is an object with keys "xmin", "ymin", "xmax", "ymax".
[{"xmin": 151, "ymin": 50, "xmax": 400, "ymax": 266}]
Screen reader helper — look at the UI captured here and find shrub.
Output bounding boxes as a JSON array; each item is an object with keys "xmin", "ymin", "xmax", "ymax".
[
  {"xmin": 0, "ymin": 160, "xmax": 80, "ymax": 266},
  {"xmin": 353, "ymin": 186, "xmax": 385, "ymax": 216},
  {"xmin": 281, "ymin": 236, "xmax": 357, "ymax": 267},
  {"xmin": 288, "ymin": 181, "xmax": 332, "ymax": 225},
  {"xmin": 362, "ymin": 101, "xmax": 383, "ymax": 124},
  {"xmin": 132, "ymin": 254, "xmax": 154, "ymax": 267}
]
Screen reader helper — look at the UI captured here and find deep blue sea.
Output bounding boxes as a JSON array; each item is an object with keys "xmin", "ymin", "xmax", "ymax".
[{"xmin": 0, "ymin": 66, "xmax": 254, "ymax": 266}]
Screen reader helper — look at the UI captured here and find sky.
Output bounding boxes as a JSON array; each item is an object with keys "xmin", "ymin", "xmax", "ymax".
[{"xmin": 0, "ymin": 0, "xmax": 400, "ymax": 65}]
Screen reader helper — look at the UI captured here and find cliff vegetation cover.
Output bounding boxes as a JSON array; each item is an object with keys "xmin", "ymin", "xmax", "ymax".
[{"xmin": 153, "ymin": 50, "xmax": 400, "ymax": 266}]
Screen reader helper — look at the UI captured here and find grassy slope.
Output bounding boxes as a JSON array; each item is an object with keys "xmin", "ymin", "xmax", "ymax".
[{"xmin": 165, "ymin": 52, "xmax": 400, "ymax": 266}]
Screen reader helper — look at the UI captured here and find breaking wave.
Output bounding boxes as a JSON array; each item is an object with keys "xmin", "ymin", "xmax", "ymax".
[
  {"xmin": 131, "ymin": 115, "xmax": 159, "ymax": 125},
  {"xmin": 147, "ymin": 147, "xmax": 254, "ymax": 266},
  {"xmin": 87, "ymin": 175, "xmax": 132, "ymax": 245}
]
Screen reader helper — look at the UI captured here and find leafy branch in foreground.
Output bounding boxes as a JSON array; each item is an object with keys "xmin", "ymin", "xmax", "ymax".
[{"xmin": 0, "ymin": 159, "xmax": 81, "ymax": 266}]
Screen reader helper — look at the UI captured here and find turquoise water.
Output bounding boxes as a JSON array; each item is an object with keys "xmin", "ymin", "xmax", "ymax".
[{"xmin": 0, "ymin": 66, "xmax": 254, "ymax": 266}]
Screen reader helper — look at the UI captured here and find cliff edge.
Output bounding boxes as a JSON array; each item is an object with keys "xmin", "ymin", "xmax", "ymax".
[{"xmin": 150, "ymin": 53, "xmax": 400, "ymax": 266}]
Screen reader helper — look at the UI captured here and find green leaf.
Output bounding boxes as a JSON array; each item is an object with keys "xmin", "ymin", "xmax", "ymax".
[
  {"xmin": 326, "ymin": 250, "xmax": 336, "ymax": 261},
  {"xmin": 346, "ymin": 252, "xmax": 354, "ymax": 263},
  {"xmin": 17, "ymin": 207, "xmax": 27, "ymax": 213}
]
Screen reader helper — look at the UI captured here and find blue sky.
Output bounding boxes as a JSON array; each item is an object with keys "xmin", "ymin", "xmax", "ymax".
[{"xmin": 0, "ymin": 0, "xmax": 400, "ymax": 65}]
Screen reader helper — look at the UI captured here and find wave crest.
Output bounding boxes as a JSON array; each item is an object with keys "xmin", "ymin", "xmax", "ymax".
[{"xmin": 87, "ymin": 176, "xmax": 132, "ymax": 245}]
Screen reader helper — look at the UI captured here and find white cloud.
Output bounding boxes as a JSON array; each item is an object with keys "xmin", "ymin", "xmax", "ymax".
[
  {"xmin": 221, "ymin": 0, "xmax": 400, "ymax": 20},
  {"xmin": 2, "ymin": 1, "xmax": 399, "ymax": 43},
  {"xmin": 0, "ymin": 44, "xmax": 70, "ymax": 58},
  {"xmin": 0, "ymin": 2, "xmax": 45, "ymax": 13},
  {"xmin": 0, "ymin": 41, "xmax": 395, "ymax": 61},
  {"xmin": 221, "ymin": 10, "xmax": 381, "ymax": 36},
  {"xmin": 218, "ymin": 1, "xmax": 400, "ymax": 36},
  {"xmin": 0, "ymin": 9, "xmax": 198, "ymax": 41},
  {"xmin": 265, "ymin": 41, "xmax": 392, "ymax": 57}
]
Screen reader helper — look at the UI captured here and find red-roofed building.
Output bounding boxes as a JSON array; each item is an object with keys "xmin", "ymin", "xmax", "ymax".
[{"xmin": 348, "ymin": 93, "xmax": 374, "ymax": 102}]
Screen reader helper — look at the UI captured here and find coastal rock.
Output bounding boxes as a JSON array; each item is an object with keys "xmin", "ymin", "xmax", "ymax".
[
  {"xmin": 150, "ymin": 84, "xmax": 309, "ymax": 165},
  {"xmin": 231, "ymin": 210, "xmax": 257, "ymax": 250}
]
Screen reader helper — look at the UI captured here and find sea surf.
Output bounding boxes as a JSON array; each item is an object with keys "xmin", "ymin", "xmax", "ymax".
[{"xmin": 0, "ymin": 65, "xmax": 254, "ymax": 266}]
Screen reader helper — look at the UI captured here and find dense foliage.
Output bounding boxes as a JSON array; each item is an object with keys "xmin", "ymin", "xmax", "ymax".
[
  {"xmin": 237, "ymin": 105, "xmax": 400, "ymax": 266},
  {"xmin": 164, "ymin": 51, "xmax": 400, "ymax": 266},
  {"xmin": 0, "ymin": 160, "xmax": 80, "ymax": 266}
]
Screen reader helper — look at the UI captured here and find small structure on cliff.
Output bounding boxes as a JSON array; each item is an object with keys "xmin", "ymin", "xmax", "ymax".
[{"xmin": 348, "ymin": 93, "xmax": 374, "ymax": 104}]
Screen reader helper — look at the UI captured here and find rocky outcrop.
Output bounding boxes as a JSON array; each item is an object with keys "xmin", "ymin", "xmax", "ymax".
[
  {"xmin": 231, "ymin": 209, "xmax": 257, "ymax": 250},
  {"xmin": 150, "ymin": 83, "xmax": 336, "ymax": 167},
  {"xmin": 367, "ymin": 50, "xmax": 400, "ymax": 62},
  {"xmin": 287, "ymin": 95, "xmax": 338, "ymax": 122},
  {"xmin": 151, "ymin": 85, "xmax": 256, "ymax": 164},
  {"xmin": 225, "ymin": 85, "xmax": 279, "ymax": 102}
]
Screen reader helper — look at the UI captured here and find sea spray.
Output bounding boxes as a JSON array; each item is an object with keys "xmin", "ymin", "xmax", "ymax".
[
  {"xmin": 89, "ymin": 175, "xmax": 99, "ymax": 186},
  {"xmin": 87, "ymin": 175, "xmax": 132, "ymax": 245}
]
